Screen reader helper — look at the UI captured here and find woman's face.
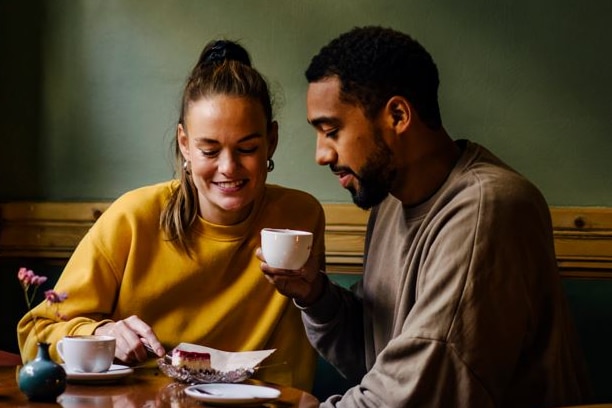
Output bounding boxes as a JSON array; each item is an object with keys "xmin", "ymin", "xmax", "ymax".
[{"xmin": 178, "ymin": 95, "xmax": 277, "ymax": 225}]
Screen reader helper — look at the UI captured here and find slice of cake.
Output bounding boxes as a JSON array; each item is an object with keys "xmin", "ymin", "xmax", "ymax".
[{"xmin": 171, "ymin": 349, "xmax": 211, "ymax": 371}]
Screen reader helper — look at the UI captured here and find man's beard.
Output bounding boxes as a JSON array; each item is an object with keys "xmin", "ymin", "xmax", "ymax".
[{"xmin": 347, "ymin": 130, "xmax": 396, "ymax": 210}]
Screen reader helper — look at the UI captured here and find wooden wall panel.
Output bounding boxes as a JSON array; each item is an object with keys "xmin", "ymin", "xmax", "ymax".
[
  {"xmin": 0, "ymin": 202, "xmax": 109, "ymax": 259},
  {"xmin": 1, "ymin": 202, "xmax": 611, "ymax": 278},
  {"xmin": 550, "ymin": 207, "xmax": 612, "ymax": 278}
]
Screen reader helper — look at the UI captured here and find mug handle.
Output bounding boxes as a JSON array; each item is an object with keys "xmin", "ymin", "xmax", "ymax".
[{"xmin": 56, "ymin": 339, "xmax": 65, "ymax": 361}]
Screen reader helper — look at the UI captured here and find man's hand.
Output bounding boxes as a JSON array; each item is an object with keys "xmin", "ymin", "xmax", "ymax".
[
  {"xmin": 94, "ymin": 315, "xmax": 165, "ymax": 364},
  {"xmin": 257, "ymin": 248, "xmax": 328, "ymax": 306}
]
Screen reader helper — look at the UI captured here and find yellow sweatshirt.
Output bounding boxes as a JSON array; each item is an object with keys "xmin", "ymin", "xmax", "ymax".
[{"xmin": 17, "ymin": 181, "xmax": 325, "ymax": 391}]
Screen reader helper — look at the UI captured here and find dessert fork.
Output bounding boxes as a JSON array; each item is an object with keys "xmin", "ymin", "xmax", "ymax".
[{"xmin": 143, "ymin": 342, "xmax": 172, "ymax": 361}]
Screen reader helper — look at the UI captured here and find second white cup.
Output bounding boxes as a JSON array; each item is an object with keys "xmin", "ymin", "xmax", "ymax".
[
  {"xmin": 56, "ymin": 335, "xmax": 116, "ymax": 373},
  {"xmin": 261, "ymin": 228, "xmax": 313, "ymax": 270}
]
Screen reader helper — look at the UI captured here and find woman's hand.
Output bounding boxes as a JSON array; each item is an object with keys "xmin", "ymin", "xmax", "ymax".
[
  {"xmin": 94, "ymin": 315, "xmax": 165, "ymax": 364},
  {"xmin": 257, "ymin": 248, "xmax": 328, "ymax": 306}
]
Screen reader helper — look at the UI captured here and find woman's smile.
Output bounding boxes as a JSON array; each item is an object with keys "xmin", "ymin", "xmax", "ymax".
[{"xmin": 213, "ymin": 179, "xmax": 248, "ymax": 192}]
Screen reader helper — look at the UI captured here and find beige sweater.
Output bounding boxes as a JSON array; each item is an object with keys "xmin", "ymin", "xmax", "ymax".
[{"xmin": 303, "ymin": 140, "xmax": 591, "ymax": 407}]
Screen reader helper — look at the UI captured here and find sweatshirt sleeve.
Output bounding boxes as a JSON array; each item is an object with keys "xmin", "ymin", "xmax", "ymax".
[
  {"xmin": 300, "ymin": 278, "xmax": 367, "ymax": 383},
  {"xmin": 17, "ymin": 208, "xmax": 126, "ymax": 363}
]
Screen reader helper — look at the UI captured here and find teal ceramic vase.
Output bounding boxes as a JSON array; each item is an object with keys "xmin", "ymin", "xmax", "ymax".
[{"xmin": 18, "ymin": 342, "xmax": 67, "ymax": 402}]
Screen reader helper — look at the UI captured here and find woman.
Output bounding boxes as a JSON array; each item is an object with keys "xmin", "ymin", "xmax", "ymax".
[{"xmin": 17, "ymin": 40, "xmax": 325, "ymax": 391}]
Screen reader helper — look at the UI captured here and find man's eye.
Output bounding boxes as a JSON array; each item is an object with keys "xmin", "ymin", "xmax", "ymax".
[{"xmin": 325, "ymin": 129, "xmax": 339, "ymax": 138}]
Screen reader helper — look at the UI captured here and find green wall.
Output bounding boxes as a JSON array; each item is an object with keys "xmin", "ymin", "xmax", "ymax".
[{"xmin": 1, "ymin": 0, "xmax": 611, "ymax": 205}]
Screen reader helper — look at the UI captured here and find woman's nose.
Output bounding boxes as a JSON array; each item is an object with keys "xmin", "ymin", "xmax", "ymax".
[{"xmin": 217, "ymin": 150, "xmax": 238, "ymax": 173}]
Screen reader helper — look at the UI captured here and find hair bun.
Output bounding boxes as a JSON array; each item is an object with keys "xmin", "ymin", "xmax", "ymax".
[{"xmin": 199, "ymin": 40, "xmax": 252, "ymax": 67}]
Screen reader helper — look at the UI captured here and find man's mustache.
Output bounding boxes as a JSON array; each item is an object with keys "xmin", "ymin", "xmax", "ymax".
[{"xmin": 330, "ymin": 164, "xmax": 357, "ymax": 177}]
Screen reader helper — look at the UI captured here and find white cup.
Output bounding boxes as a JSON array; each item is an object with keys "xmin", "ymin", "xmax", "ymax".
[
  {"xmin": 56, "ymin": 335, "xmax": 116, "ymax": 373},
  {"xmin": 260, "ymin": 228, "xmax": 313, "ymax": 270}
]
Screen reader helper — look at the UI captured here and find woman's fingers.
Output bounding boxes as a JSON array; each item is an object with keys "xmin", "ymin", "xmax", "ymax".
[{"xmin": 94, "ymin": 316, "xmax": 164, "ymax": 363}]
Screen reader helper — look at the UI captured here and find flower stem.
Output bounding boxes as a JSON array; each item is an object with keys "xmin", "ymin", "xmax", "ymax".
[{"xmin": 23, "ymin": 285, "xmax": 42, "ymax": 344}]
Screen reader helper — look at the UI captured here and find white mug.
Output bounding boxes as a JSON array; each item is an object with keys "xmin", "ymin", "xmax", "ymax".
[
  {"xmin": 56, "ymin": 335, "xmax": 116, "ymax": 373},
  {"xmin": 260, "ymin": 228, "xmax": 313, "ymax": 270}
]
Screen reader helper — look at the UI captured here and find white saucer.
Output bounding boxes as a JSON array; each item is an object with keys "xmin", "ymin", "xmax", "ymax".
[
  {"xmin": 184, "ymin": 383, "xmax": 281, "ymax": 406},
  {"xmin": 62, "ymin": 364, "xmax": 134, "ymax": 383}
]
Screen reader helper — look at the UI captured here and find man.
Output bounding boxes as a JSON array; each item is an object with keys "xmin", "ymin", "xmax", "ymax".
[{"xmin": 260, "ymin": 26, "xmax": 591, "ymax": 407}]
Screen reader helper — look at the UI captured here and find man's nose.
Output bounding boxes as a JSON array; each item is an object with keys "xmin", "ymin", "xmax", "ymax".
[{"xmin": 315, "ymin": 137, "xmax": 336, "ymax": 166}]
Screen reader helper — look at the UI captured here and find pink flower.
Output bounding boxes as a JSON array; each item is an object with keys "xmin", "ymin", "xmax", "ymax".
[
  {"xmin": 17, "ymin": 267, "xmax": 47, "ymax": 287},
  {"xmin": 18, "ymin": 268, "xmax": 68, "ymax": 343}
]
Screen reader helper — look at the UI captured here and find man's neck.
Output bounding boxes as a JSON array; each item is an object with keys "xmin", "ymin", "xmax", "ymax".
[{"xmin": 392, "ymin": 127, "xmax": 460, "ymax": 207}]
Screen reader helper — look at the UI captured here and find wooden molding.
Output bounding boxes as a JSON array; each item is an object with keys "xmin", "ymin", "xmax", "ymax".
[
  {"xmin": 322, "ymin": 205, "xmax": 612, "ymax": 278},
  {"xmin": 550, "ymin": 207, "xmax": 612, "ymax": 278},
  {"xmin": 321, "ymin": 204, "xmax": 368, "ymax": 273},
  {"xmin": 1, "ymin": 202, "xmax": 612, "ymax": 278}
]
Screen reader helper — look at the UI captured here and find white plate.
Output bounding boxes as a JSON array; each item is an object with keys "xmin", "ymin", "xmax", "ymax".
[
  {"xmin": 184, "ymin": 383, "xmax": 281, "ymax": 406},
  {"xmin": 62, "ymin": 364, "xmax": 134, "ymax": 383}
]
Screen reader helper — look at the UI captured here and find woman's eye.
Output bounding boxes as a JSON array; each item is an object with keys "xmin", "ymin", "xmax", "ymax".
[{"xmin": 201, "ymin": 150, "xmax": 219, "ymax": 157}]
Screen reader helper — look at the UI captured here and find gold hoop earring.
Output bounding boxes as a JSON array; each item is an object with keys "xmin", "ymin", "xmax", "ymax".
[
  {"xmin": 267, "ymin": 159, "xmax": 275, "ymax": 172},
  {"xmin": 183, "ymin": 160, "xmax": 191, "ymax": 175}
]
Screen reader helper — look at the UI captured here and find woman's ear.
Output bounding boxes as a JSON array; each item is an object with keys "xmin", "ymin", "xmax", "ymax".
[
  {"xmin": 267, "ymin": 121, "xmax": 279, "ymax": 158},
  {"xmin": 385, "ymin": 96, "xmax": 411, "ymax": 134},
  {"xmin": 177, "ymin": 123, "xmax": 190, "ymax": 160}
]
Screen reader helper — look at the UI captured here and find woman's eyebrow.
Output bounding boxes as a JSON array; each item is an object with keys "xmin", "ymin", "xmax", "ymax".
[{"xmin": 193, "ymin": 133, "xmax": 263, "ymax": 145}]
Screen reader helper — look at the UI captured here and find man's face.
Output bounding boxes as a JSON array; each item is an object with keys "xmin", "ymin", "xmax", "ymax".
[{"xmin": 306, "ymin": 77, "xmax": 395, "ymax": 209}]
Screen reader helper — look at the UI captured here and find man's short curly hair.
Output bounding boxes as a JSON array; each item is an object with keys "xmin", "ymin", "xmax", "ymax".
[{"xmin": 305, "ymin": 26, "xmax": 442, "ymax": 130}]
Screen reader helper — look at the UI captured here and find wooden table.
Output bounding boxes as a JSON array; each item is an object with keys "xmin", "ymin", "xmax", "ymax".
[{"xmin": 0, "ymin": 365, "xmax": 319, "ymax": 407}]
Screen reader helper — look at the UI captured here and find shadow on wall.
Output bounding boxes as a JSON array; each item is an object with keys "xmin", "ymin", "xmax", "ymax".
[
  {"xmin": 0, "ymin": 1, "xmax": 45, "ymax": 200},
  {"xmin": 562, "ymin": 279, "xmax": 612, "ymax": 403}
]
